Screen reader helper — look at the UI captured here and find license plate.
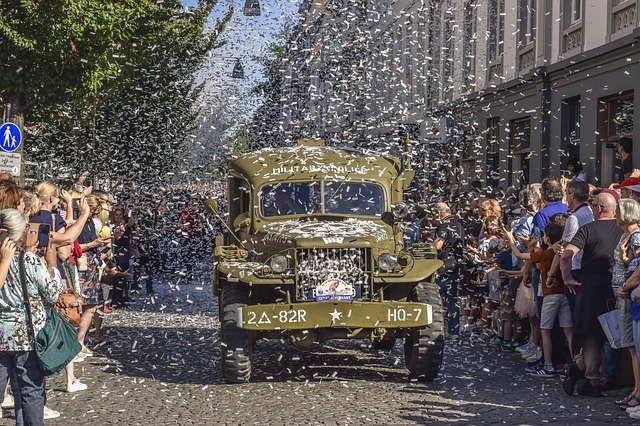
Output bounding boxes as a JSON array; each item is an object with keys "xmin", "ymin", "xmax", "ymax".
[{"xmin": 237, "ymin": 301, "xmax": 432, "ymax": 330}]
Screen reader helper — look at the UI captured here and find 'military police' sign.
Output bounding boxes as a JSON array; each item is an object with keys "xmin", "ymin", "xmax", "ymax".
[{"xmin": 0, "ymin": 122, "xmax": 22, "ymax": 153}]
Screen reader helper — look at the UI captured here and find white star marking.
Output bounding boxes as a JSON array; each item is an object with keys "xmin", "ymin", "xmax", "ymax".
[{"xmin": 329, "ymin": 308, "xmax": 342, "ymax": 322}]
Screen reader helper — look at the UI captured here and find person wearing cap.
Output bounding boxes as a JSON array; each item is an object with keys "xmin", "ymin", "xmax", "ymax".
[
  {"xmin": 561, "ymin": 191, "xmax": 622, "ymax": 396},
  {"xmin": 614, "ymin": 177, "xmax": 640, "ymax": 202}
]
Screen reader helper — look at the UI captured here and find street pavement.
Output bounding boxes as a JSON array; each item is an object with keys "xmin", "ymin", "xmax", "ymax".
[{"xmin": 4, "ymin": 274, "xmax": 635, "ymax": 425}]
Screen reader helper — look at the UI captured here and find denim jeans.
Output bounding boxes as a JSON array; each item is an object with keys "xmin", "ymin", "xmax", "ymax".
[
  {"xmin": 0, "ymin": 350, "xmax": 45, "ymax": 426},
  {"xmin": 437, "ymin": 267, "xmax": 460, "ymax": 335},
  {"xmin": 603, "ymin": 339, "xmax": 621, "ymax": 381}
]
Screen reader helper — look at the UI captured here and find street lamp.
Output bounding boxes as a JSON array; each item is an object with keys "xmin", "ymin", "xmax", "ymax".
[
  {"xmin": 243, "ymin": 0, "xmax": 260, "ymax": 16},
  {"xmin": 231, "ymin": 58, "xmax": 245, "ymax": 79}
]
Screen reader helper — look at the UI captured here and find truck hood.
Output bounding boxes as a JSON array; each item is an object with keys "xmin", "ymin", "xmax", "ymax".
[{"xmin": 261, "ymin": 218, "xmax": 391, "ymax": 246}]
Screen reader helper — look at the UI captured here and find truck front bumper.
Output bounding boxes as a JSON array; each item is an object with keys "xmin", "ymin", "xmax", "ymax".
[{"xmin": 236, "ymin": 301, "xmax": 432, "ymax": 331}]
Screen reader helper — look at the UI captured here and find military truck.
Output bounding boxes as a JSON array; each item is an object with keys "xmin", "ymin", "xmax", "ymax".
[{"xmin": 208, "ymin": 139, "xmax": 444, "ymax": 383}]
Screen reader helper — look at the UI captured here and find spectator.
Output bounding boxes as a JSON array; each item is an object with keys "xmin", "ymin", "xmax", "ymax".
[
  {"xmin": 0, "ymin": 209, "xmax": 64, "ymax": 424},
  {"xmin": 432, "ymin": 202, "xmax": 464, "ymax": 336},
  {"xmin": 617, "ymin": 137, "xmax": 634, "ymax": 183},
  {"xmin": 614, "ymin": 177, "xmax": 640, "ymax": 202},
  {"xmin": 561, "ymin": 192, "xmax": 622, "ymax": 396},
  {"xmin": 548, "ymin": 180, "xmax": 593, "ymax": 316},
  {"xmin": 611, "ymin": 198, "xmax": 640, "ymax": 409},
  {"xmin": 506, "ymin": 222, "xmax": 573, "ymax": 377},
  {"xmin": 566, "ymin": 159, "xmax": 587, "ymax": 182}
]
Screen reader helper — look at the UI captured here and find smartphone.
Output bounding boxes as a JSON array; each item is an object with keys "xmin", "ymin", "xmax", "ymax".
[
  {"xmin": 38, "ymin": 224, "xmax": 50, "ymax": 248},
  {"xmin": 0, "ymin": 230, "xmax": 8, "ymax": 246},
  {"xmin": 72, "ymin": 198, "xmax": 80, "ymax": 209}
]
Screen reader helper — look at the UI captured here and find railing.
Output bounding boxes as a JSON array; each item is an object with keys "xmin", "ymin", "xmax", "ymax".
[
  {"xmin": 612, "ymin": 1, "xmax": 637, "ymax": 37},
  {"xmin": 563, "ymin": 26, "xmax": 583, "ymax": 54}
]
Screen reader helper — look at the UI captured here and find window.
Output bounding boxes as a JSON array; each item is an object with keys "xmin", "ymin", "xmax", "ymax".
[
  {"xmin": 442, "ymin": 1, "xmax": 454, "ymax": 100},
  {"xmin": 518, "ymin": 0, "xmax": 536, "ymax": 47},
  {"xmin": 510, "ymin": 117, "xmax": 532, "ymax": 188},
  {"xmin": 561, "ymin": 97, "xmax": 581, "ymax": 166},
  {"xmin": 601, "ymin": 91, "xmax": 634, "ymax": 142},
  {"xmin": 488, "ymin": 0, "xmax": 504, "ymax": 62},
  {"xmin": 427, "ymin": 3, "xmax": 442, "ymax": 106},
  {"xmin": 463, "ymin": 1, "xmax": 477, "ymax": 90},
  {"xmin": 564, "ymin": 0, "xmax": 582, "ymax": 25},
  {"xmin": 486, "ymin": 117, "xmax": 500, "ymax": 187},
  {"xmin": 511, "ymin": 117, "xmax": 532, "ymax": 153},
  {"xmin": 611, "ymin": 0, "xmax": 638, "ymax": 38},
  {"xmin": 599, "ymin": 91, "xmax": 634, "ymax": 186}
]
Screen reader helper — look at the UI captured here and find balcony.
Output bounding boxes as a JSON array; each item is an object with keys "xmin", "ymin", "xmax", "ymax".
[
  {"xmin": 562, "ymin": 24, "xmax": 583, "ymax": 55},
  {"xmin": 611, "ymin": 1, "xmax": 637, "ymax": 40}
]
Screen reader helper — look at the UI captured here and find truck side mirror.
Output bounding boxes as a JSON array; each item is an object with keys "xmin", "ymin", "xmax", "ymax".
[
  {"xmin": 381, "ymin": 212, "xmax": 395, "ymax": 226},
  {"xmin": 204, "ymin": 199, "xmax": 219, "ymax": 214}
]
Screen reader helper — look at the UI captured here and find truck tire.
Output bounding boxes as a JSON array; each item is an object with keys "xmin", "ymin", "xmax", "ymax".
[
  {"xmin": 220, "ymin": 283, "xmax": 253, "ymax": 383},
  {"xmin": 371, "ymin": 338, "xmax": 396, "ymax": 350},
  {"xmin": 404, "ymin": 282, "xmax": 444, "ymax": 382}
]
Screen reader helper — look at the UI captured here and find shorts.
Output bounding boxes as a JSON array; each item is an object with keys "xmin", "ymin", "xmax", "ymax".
[
  {"xmin": 615, "ymin": 289, "xmax": 635, "ymax": 348},
  {"xmin": 540, "ymin": 294, "xmax": 573, "ymax": 329},
  {"xmin": 498, "ymin": 278, "xmax": 519, "ymax": 322}
]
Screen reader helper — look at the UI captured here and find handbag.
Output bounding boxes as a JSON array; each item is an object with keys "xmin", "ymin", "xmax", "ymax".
[
  {"xmin": 53, "ymin": 259, "xmax": 83, "ymax": 327},
  {"xmin": 19, "ymin": 251, "xmax": 82, "ymax": 376},
  {"xmin": 514, "ymin": 280, "xmax": 535, "ymax": 318}
]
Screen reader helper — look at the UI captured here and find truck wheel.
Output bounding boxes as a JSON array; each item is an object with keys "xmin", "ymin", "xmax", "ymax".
[
  {"xmin": 404, "ymin": 282, "xmax": 444, "ymax": 382},
  {"xmin": 371, "ymin": 338, "xmax": 396, "ymax": 350},
  {"xmin": 220, "ymin": 283, "xmax": 253, "ymax": 383}
]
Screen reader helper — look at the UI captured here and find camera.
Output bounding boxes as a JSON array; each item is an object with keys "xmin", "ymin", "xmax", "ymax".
[{"xmin": 26, "ymin": 223, "xmax": 50, "ymax": 248}]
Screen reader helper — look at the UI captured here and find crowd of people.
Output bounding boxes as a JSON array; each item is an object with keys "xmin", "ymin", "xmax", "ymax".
[
  {"xmin": 423, "ymin": 152, "xmax": 640, "ymax": 420},
  {"xmin": 0, "ymin": 174, "xmax": 183, "ymax": 423}
]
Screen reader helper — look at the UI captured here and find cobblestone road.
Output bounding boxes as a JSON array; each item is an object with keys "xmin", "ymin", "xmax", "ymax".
[{"xmin": 4, "ymin": 275, "xmax": 635, "ymax": 425}]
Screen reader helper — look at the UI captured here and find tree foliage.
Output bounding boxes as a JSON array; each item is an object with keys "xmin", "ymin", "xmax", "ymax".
[{"xmin": 0, "ymin": 0, "xmax": 231, "ymax": 183}]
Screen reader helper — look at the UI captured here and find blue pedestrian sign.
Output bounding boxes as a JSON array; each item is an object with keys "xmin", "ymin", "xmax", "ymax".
[{"xmin": 0, "ymin": 122, "xmax": 22, "ymax": 153}]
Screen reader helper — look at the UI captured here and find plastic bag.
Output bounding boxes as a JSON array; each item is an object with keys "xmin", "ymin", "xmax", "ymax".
[
  {"xmin": 598, "ymin": 309, "xmax": 622, "ymax": 349},
  {"xmin": 514, "ymin": 281, "xmax": 535, "ymax": 318}
]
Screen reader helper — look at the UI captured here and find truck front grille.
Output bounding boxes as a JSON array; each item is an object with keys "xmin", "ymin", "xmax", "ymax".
[{"xmin": 295, "ymin": 247, "xmax": 371, "ymax": 301}]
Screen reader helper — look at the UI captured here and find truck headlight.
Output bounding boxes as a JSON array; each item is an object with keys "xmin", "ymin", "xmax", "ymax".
[
  {"xmin": 378, "ymin": 253, "xmax": 398, "ymax": 272},
  {"xmin": 392, "ymin": 203, "xmax": 409, "ymax": 219},
  {"xmin": 269, "ymin": 255, "xmax": 288, "ymax": 273}
]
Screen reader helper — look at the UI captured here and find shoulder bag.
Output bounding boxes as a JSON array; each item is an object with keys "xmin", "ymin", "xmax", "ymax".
[
  {"xmin": 19, "ymin": 251, "xmax": 82, "ymax": 376},
  {"xmin": 54, "ymin": 259, "xmax": 83, "ymax": 326}
]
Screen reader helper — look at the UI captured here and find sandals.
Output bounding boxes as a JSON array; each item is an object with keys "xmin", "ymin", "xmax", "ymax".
[{"xmin": 616, "ymin": 394, "xmax": 640, "ymax": 408}]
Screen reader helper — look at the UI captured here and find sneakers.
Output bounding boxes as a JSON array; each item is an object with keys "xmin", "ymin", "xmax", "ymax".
[
  {"xmin": 72, "ymin": 353, "xmax": 85, "ymax": 363},
  {"xmin": 521, "ymin": 344, "xmax": 539, "ymax": 359},
  {"xmin": 499, "ymin": 340, "xmax": 515, "ymax": 351},
  {"xmin": 43, "ymin": 405, "xmax": 61, "ymax": 419},
  {"xmin": 525, "ymin": 359, "xmax": 544, "ymax": 374},
  {"xmin": 66, "ymin": 379, "xmax": 88, "ymax": 393},
  {"xmin": 630, "ymin": 411, "xmax": 640, "ymax": 420},
  {"xmin": 81, "ymin": 345, "xmax": 94, "ymax": 357},
  {"xmin": 489, "ymin": 336, "xmax": 503, "ymax": 348},
  {"xmin": 101, "ymin": 306, "xmax": 113, "ymax": 315},
  {"xmin": 529, "ymin": 365, "xmax": 556, "ymax": 377},
  {"xmin": 627, "ymin": 405, "xmax": 640, "ymax": 414},
  {"xmin": 525, "ymin": 346, "xmax": 543, "ymax": 363},
  {"xmin": 1, "ymin": 394, "xmax": 14, "ymax": 409},
  {"xmin": 516, "ymin": 342, "xmax": 531, "ymax": 354}
]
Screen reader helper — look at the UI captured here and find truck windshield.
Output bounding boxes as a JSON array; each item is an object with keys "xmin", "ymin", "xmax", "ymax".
[
  {"xmin": 260, "ymin": 182, "xmax": 322, "ymax": 216},
  {"xmin": 260, "ymin": 181, "xmax": 384, "ymax": 217}
]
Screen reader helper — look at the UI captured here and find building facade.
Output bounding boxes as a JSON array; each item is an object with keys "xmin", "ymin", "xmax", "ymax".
[{"xmin": 283, "ymin": 0, "xmax": 640, "ymax": 189}]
